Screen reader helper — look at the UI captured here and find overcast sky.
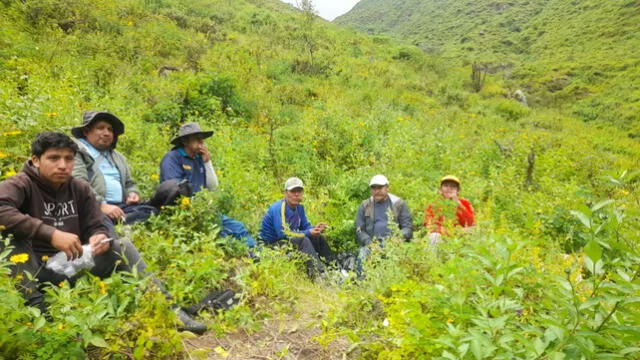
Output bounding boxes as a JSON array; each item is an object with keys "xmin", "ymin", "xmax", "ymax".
[{"xmin": 280, "ymin": 0, "xmax": 361, "ymax": 21}]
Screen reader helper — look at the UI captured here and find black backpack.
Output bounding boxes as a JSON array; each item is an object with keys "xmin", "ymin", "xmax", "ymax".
[
  {"xmin": 183, "ymin": 289, "xmax": 238, "ymax": 316},
  {"xmin": 148, "ymin": 179, "xmax": 193, "ymax": 210}
]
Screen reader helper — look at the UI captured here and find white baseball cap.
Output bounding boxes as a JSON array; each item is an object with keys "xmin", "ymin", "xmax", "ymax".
[
  {"xmin": 369, "ymin": 174, "xmax": 389, "ymax": 187},
  {"xmin": 284, "ymin": 177, "xmax": 304, "ymax": 191}
]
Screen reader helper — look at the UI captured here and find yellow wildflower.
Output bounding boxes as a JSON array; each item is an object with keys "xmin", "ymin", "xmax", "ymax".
[
  {"xmin": 3, "ymin": 130, "xmax": 22, "ymax": 136},
  {"xmin": 15, "ymin": 274, "xmax": 23, "ymax": 281},
  {"xmin": 447, "ymin": 318, "xmax": 454, "ymax": 323},
  {"xmin": 214, "ymin": 346, "xmax": 229, "ymax": 357},
  {"xmin": 58, "ymin": 323, "xmax": 65, "ymax": 330},
  {"xmin": 151, "ymin": 173, "xmax": 159, "ymax": 180},
  {"xmin": 59, "ymin": 281, "xmax": 66, "ymax": 288},
  {"xmin": 4, "ymin": 170, "xmax": 17, "ymax": 178},
  {"xmin": 181, "ymin": 197, "xmax": 190, "ymax": 207},
  {"xmin": 41, "ymin": 255, "xmax": 49, "ymax": 262},
  {"xmin": 10, "ymin": 253, "xmax": 29, "ymax": 264},
  {"xmin": 99, "ymin": 281, "xmax": 106, "ymax": 295}
]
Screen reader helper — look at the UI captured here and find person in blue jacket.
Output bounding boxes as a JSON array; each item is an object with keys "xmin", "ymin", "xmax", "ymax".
[
  {"xmin": 159, "ymin": 122, "xmax": 255, "ymax": 247},
  {"xmin": 260, "ymin": 177, "xmax": 333, "ymax": 277}
]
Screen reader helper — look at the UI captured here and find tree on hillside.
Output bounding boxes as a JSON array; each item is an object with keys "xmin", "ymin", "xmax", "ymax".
[{"xmin": 296, "ymin": 0, "xmax": 317, "ymax": 68}]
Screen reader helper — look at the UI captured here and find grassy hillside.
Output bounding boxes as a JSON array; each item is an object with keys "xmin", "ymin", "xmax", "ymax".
[
  {"xmin": 1, "ymin": 0, "xmax": 639, "ymax": 358},
  {"xmin": 336, "ymin": 0, "xmax": 640, "ymax": 133}
]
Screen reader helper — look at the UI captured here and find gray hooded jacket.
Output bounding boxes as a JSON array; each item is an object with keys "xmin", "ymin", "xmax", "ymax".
[
  {"xmin": 72, "ymin": 139, "xmax": 139, "ymax": 204},
  {"xmin": 355, "ymin": 193, "xmax": 413, "ymax": 246}
]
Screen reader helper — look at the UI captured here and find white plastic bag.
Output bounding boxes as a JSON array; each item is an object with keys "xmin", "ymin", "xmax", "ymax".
[{"xmin": 45, "ymin": 238, "xmax": 112, "ymax": 277}]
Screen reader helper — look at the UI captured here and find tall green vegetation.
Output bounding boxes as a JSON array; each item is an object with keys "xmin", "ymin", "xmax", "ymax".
[
  {"xmin": 0, "ymin": 0, "xmax": 638, "ymax": 358},
  {"xmin": 336, "ymin": 0, "xmax": 640, "ymax": 134}
]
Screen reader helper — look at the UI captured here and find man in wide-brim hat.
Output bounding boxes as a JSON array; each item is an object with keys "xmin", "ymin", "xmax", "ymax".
[
  {"xmin": 160, "ymin": 122, "xmax": 216, "ymax": 193},
  {"xmin": 160, "ymin": 122, "xmax": 256, "ymax": 248},
  {"xmin": 71, "ymin": 111, "xmax": 158, "ymax": 226}
]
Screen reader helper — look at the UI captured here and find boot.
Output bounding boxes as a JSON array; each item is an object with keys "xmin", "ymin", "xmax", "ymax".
[{"xmin": 175, "ymin": 308, "xmax": 207, "ymax": 335}]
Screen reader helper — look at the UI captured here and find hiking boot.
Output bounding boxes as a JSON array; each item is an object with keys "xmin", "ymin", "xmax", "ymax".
[{"xmin": 175, "ymin": 308, "xmax": 207, "ymax": 335}]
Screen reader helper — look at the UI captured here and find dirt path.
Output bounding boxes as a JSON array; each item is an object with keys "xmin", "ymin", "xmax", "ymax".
[
  {"xmin": 183, "ymin": 283, "xmax": 351, "ymax": 359},
  {"xmin": 184, "ymin": 315, "xmax": 347, "ymax": 359}
]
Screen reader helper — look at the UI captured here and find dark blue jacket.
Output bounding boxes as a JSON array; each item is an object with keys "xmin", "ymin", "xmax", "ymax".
[
  {"xmin": 160, "ymin": 148, "xmax": 206, "ymax": 193},
  {"xmin": 260, "ymin": 199, "xmax": 313, "ymax": 243}
]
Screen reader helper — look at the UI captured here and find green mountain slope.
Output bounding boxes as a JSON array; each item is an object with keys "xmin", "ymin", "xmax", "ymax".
[
  {"xmin": 0, "ymin": 0, "xmax": 639, "ymax": 358},
  {"xmin": 336, "ymin": 0, "xmax": 640, "ymax": 130}
]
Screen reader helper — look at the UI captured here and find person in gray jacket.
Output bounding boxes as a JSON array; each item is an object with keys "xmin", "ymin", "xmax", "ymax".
[
  {"xmin": 355, "ymin": 174, "xmax": 412, "ymax": 274},
  {"xmin": 71, "ymin": 111, "xmax": 157, "ymax": 226}
]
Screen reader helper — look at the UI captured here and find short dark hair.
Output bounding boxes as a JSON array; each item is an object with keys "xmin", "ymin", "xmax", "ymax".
[{"xmin": 31, "ymin": 132, "xmax": 78, "ymax": 157}]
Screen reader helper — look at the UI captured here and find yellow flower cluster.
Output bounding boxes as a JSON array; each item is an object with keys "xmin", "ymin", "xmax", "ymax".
[
  {"xmin": 3, "ymin": 169, "xmax": 17, "ymax": 178},
  {"xmin": 180, "ymin": 197, "xmax": 190, "ymax": 207},
  {"xmin": 99, "ymin": 281, "xmax": 107, "ymax": 295},
  {"xmin": 9, "ymin": 253, "xmax": 29, "ymax": 264},
  {"xmin": 2, "ymin": 130, "xmax": 22, "ymax": 136}
]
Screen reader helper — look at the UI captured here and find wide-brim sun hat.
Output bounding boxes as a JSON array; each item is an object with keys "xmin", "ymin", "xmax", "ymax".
[
  {"xmin": 171, "ymin": 122, "xmax": 214, "ymax": 145},
  {"xmin": 71, "ymin": 111, "xmax": 125, "ymax": 139}
]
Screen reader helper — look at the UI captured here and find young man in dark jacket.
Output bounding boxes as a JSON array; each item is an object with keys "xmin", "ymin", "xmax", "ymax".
[{"xmin": 0, "ymin": 132, "xmax": 206, "ymax": 334}]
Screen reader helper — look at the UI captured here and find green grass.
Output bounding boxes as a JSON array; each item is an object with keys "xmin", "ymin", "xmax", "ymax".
[{"xmin": 0, "ymin": 0, "xmax": 639, "ymax": 357}]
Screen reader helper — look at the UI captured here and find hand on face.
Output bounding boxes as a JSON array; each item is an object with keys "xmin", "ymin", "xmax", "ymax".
[{"xmin": 199, "ymin": 145, "xmax": 211, "ymax": 162}]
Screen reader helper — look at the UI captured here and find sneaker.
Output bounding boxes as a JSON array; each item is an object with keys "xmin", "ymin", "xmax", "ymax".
[{"xmin": 175, "ymin": 308, "xmax": 207, "ymax": 335}]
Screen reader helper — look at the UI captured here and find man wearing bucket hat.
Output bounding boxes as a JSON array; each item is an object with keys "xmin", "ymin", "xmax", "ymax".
[
  {"xmin": 260, "ymin": 177, "xmax": 333, "ymax": 277},
  {"xmin": 424, "ymin": 175, "xmax": 475, "ymax": 244},
  {"xmin": 159, "ymin": 122, "xmax": 255, "ymax": 247},
  {"xmin": 354, "ymin": 174, "xmax": 412, "ymax": 275},
  {"xmin": 159, "ymin": 122, "xmax": 217, "ymax": 193},
  {"xmin": 71, "ymin": 111, "xmax": 158, "ymax": 227}
]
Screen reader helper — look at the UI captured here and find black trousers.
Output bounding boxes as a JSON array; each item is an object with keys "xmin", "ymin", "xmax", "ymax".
[
  {"xmin": 2, "ymin": 237, "xmax": 169, "ymax": 313},
  {"xmin": 288, "ymin": 235, "xmax": 333, "ymax": 277}
]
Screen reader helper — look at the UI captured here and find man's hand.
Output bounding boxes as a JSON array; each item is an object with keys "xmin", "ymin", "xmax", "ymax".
[
  {"xmin": 89, "ymin": 233, "xmax": 110, "ymax": 256},
  {"xmin": 310, "ymin": 222, "xmax": 328, "ymax": 236},
  {"xmin": 126, "ymin": 192, "xmax": 140, "ymax": 205},
  {"xmin": 101, "ymin": 203, "xmax": 125, "ymax": 221},
  {"xmin": 51, "ymin": 230, "xmax": 83, "ymax": 260},
  {"xmin": 200, "ymin": 146, "xmax": 211, "ymax": 162}
]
